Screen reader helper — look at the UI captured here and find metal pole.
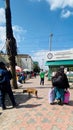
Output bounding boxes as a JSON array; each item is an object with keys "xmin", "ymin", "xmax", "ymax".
[
  {"xmin": 42, "ymin": 59, "xmax": 44, "ymax": 70},
  {"xmin": 49, "ymin": 33, "xmax": 53, "ymax": 51}
]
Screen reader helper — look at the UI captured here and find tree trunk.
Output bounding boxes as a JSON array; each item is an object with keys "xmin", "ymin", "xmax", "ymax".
[{"xmin": 5, "ymin": 0, "xmax": 18, "ymax": 89}]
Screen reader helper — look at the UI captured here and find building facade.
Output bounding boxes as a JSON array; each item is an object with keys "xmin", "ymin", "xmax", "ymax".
[
  {"xmin": 0, "ymin": 53, "xmax": 33, "ymax": 72},
  {"xmin": 45, "ymin": 49, "xmax": 73, "ymax": 80}
]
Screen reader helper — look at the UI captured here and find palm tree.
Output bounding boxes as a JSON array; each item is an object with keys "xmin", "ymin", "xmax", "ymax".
[{"xmin": 5, "ymin": 0, "xmax": 18, "ymax": 89}]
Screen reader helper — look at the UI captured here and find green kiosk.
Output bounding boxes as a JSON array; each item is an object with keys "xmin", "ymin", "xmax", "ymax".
[{"xmin": 45, "ymin": 49, "xmax": 73, "ymax": 81}]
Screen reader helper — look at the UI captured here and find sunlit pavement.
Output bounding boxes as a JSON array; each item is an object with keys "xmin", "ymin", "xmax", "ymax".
[{"xmin": 0, "ymin": 76, "xmax": 73, "ymax": 130}]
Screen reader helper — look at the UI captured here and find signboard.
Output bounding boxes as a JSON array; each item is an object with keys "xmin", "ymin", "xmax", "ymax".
[{"xmin": 46, "ymin": 49, "xmax": 73, "ymax": 61}]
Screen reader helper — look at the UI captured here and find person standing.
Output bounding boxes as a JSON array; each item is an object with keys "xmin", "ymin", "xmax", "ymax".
[
  {"xmin": 0, "ymin": 62, "xmax": 18, "ymax": 110},
  {"xmin": 40, "ymin": 69, "xmax": 45, "ymax": 85}
]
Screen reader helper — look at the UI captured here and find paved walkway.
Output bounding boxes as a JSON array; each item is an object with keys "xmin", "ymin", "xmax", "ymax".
[{"xmin": 0, "ymin": 76, "xmax": 73, "ymax": 130}]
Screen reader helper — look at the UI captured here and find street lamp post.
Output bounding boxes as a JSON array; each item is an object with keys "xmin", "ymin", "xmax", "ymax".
[
  {"xmin": 48, "ymin": 33, "xmax": 53, "ymax": 80},
  {"xmin": 49, "ymin": 33, "xmax": 53, "ymax": 51},
  {"xmin": 42, "ymin": 59, "xmax": 44, "ymax": 70}
]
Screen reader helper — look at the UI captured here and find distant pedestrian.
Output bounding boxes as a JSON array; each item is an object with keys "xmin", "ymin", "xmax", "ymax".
[
  {"xmin": 34, "ymin": 72, "xmax": 36, "ymax": 78},
  {"xmin": 0, "ymin": 62, "xmax": 18, "ymax": 110},
  {"xmin": 40, "ymin": 69, "xmax": 45, "ymax": 85}
]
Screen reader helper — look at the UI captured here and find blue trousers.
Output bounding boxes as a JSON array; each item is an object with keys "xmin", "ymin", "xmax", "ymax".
[
  {"xmin": 54, "ymin": 87, "xmax": 64, "ymax": 102},
  {"xmin": 40, "ymin": 78, "xmax": 44, "ymax": 85}
]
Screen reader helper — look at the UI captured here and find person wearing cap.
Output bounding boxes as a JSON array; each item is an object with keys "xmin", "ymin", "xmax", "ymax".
[
  {"xmin": 0, "ymin": 62, "xmax": 18, "ymax": 110},
  {"xmin": 52, "ymin": 66, "xmax": 70, "ymax": 105}
]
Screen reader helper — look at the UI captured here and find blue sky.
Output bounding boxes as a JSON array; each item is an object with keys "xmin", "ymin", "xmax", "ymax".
[{"xmin": 0, "ymin": 0, "xmax": 73, "ymax": 67}]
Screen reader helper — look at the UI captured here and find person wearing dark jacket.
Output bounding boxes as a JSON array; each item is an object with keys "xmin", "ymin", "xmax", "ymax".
[
  {"xmin": 52, "ymin": 66, "xmax": 70, "ymax": 105},
  {"xmin": 0, "ymin": 62, "xmax": 18, "ymax": 110}
]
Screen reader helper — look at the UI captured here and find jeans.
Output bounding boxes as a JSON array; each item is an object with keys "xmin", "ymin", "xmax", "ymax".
[
  {"xmin": 54, "ymin": 87, "xmax": 64, "ymax": 102},
  {"xmin": 0, "ymin": 85, "xmax": 16, "ymax": 109}
]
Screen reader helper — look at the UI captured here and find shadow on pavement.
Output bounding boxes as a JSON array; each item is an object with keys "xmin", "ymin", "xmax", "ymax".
[
  {"xmin": 0, "ymin": 112, "xmax": 2, "ymax": 115},
  {"xmin": 5, "ymin": 91, "xmax": 43, "ymax": 109},
  {"xmin": 35, "ymin": 86, "xmax": 50, "ymax": 89},
  {"xmin": 24, "ymin": 82, "xmax": 32, "ymax": 84},
  {"xmin": 32, "ymin": 97, "xmax": 43, "ymax": 99},
  {"xmin": 68, "ymin": 100, "xmax": 73, "ymax": 106},
  {"xmin": 5, "ymin": 92, "xmax": 31, "ymax": 107},
  {"xmin": 16, "ymin": 103, "xmax": 42, "ymax": 109}
]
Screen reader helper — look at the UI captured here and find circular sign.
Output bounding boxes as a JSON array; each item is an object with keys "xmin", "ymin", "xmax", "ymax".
[{"xmin": 47, "ymin": 53, "xmax": 53, "ymax": 59}]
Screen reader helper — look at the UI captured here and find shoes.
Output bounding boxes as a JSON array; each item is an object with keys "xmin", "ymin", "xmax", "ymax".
[
  {"xmin": 50, "ymin": 103, "xmax": 54, "ymax": 105},
  {"xmin": 57, "ymin": 99, "xmax": 63, "ymax": 105},
  {"xmin": 57, "ymin": 99, "xmax": 60, "ymax": 104},
  {"xmin": 13, "ymin": 103, "xmax": 19, "ymax": 108},
  {"xmin": 2, "ymin": 107, "xmax": 6, "ymax": 110}
]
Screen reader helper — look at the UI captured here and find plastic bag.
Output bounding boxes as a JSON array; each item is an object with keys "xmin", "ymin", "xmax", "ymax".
[{"xmin": 48, "ymin": 87, "xmax": 55, "ymax": 104}]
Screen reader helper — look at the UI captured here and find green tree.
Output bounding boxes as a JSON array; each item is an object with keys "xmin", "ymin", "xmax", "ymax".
[{"xmin": 33, "ymin": 63, "xmax": 40, "ymax": 73}]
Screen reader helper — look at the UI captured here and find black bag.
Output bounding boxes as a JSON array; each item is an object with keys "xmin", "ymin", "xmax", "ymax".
[{"xmin": 52, "ymin": 75, "xmax": 63, "ymax": 87}]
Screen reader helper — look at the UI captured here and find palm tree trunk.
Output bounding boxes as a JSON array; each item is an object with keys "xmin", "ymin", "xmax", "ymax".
[{"xmin": 5, "ymin": 0, "xmax": 18, "ymax": 89}]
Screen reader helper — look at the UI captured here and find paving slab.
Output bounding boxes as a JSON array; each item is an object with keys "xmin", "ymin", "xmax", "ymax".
[{"xmin": 0, "ymin": 76, "xmax": 73, "ymax": 130}]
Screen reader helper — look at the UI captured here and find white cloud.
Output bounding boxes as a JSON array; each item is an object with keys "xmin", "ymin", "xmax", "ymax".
[
  {"xmin": 13, "ymin": 25, "xmax": 27, "ymax": 33},
  {"xmin": 0, "ymin": 8, "xmax": 5, "ymax": 51},
  {"xmin": 0, "ymin": 26, "xmax": 6, "ymax": 51},
  {"xmin": 61, "ymin": 9, "xmax": 73, "ymax": 18},
  {"xmin": 0, "ymin": 25, "xmax": 26, "ymax": 50},
  {"xmin": 30, "ymin": 0, "xmax": 73, "ymax": 18},
  {"xmin": 45, "ymin": 0, "xmax": 73, "ymax": 10},
  {"xmin": 0, "ymin": 7, "xmax": 27, "ymax": 52},
  {"xmin": 30, "ymin": 0, "xmax": 73, "ymax": 10},
  {"xmin": 32, "ymin": 50, "xmax": 48, "ymax": 70},
  {"xmin": 13, "ymin": 25, "xmax": 27, "ymax": 45},
  {"xmin": 0, "ymin": 8, "xmax": 5, "ymax": 24},
  {"xmin": 46, "ymin": 0, "xmax": 64, "ymax": 10},
  {"xmin": 0, "ymin": 25, "xmax": 26, "ymax": 51}
]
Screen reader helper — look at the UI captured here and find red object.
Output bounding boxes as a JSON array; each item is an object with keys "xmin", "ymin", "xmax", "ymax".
[{"xmin": 15, "ymin": 66, "xmax": 22, "ymax": 72}]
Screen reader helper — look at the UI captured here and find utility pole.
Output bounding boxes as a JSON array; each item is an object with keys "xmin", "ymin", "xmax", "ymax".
[
  {"xmin": 49, "ymin": 33, "xmax": 53, "ymax": 51},
  {"xmin": 42, "ymin": 59, "xmax": 44, "ymax": 70},
  {"xmin": 5, "ymin": 0, "xmax": 18, "ymax": 89}
]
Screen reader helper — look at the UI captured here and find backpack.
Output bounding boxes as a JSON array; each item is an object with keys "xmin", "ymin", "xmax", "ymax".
[{"xmin": 0, "ymin": 69, "xmax": 6, "ymax": 90}]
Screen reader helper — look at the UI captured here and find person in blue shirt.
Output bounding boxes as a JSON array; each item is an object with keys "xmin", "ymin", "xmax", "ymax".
[{"xmin": 0, "ymin": 62, "xmax": 18, "ymax": 110}]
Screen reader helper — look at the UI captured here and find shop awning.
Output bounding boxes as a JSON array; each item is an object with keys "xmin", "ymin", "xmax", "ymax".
[{"xmin": 45, "ymin": 59, "xmax": 73, "ymax": 66}]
